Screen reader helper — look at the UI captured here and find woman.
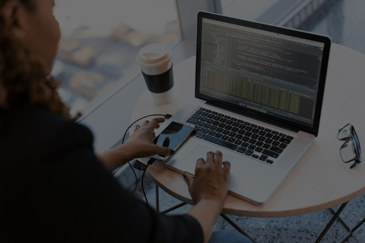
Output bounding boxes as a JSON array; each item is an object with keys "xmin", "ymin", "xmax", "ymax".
[{"xmin": 0, "ymin": 0, "xmax": 252, "ymax": 242}]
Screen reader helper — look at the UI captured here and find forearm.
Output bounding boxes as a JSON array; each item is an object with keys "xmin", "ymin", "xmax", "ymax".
[
  {"xmin": 96, "ymin": 146, "xmax": 133, "ymax": 171},
  {"xmin": 187, "ymin": 199, "xmax": 223, "ymax": 243}
]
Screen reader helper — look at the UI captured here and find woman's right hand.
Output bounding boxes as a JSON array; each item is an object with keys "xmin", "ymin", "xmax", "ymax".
[{"xmin": 183, "ymin": 151, "xmax": 231, "ymax": 206}]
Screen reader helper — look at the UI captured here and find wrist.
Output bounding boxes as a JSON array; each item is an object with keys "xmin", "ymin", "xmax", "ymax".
[
  {"xmin": 112, "ymin": 145, "xmax": 136, "ymax": 163},
  {"xmin": 97, "ymin": 146, "xmax": 134, "ymax": 171},
  {"xmin": 199, "ymin": 198, "xmax": 223, "ymax": 211},
  {"xmin": 117, "ymin": 144, "xmax": 137, "ymax": 161}
]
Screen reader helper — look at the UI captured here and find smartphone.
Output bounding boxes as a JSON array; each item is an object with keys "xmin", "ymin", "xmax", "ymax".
[{"xmin": 151, "ymin": 121, "xmax": 195, "ymax": 161}]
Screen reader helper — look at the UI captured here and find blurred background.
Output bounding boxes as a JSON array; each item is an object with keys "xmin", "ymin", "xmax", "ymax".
[
  {"xmin": 53, "ymin": 0, "xmax": 181, "ymax": 116},
  {"xmin": 52, "ymin": 0, "xmax": 365, "ymax": 118}
]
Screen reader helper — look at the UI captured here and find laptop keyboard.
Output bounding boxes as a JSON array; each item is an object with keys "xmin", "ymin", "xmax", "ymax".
[{"xmin": 186, "ymin": 107, "xmax": 294, "ymax": 165}]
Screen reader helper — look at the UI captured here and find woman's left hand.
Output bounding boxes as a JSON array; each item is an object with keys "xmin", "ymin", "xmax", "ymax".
[
  {"xmin": 123, "ymin": 117, "xmax": 173, "ymax": 159},
  {"xmin": 97, "ymin": 117, "xmax": 172, "ymax": 171}
]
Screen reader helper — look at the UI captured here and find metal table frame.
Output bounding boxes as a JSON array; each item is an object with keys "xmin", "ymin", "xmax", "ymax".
[
  {"xmin": 316, "ymin": 202, "xmax": 365, "ymax": 243},
  {"xmin": 155, "ymin": 185, "xmax": 364, "ymax": 243}
]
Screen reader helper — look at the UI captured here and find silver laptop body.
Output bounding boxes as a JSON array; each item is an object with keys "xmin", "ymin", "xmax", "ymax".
[{"xmin": 161, "ymin": 12, "xmax": 331, "ymax": 205}]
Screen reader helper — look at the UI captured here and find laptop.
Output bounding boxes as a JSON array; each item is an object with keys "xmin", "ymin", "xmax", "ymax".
[{"xmin": 154, "ymin": 12, "xmax": 331, "ymax": 205}]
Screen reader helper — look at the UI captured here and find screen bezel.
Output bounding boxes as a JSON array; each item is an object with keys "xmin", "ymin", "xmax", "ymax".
[{"xmin": 195, "ymin": 11, "xmax": 331, "ymax": 137}]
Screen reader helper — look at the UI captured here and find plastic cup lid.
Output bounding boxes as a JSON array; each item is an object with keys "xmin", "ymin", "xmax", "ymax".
[{"xmin": 137, "ymin": 44, "xmax": 173, "ymax": 69}]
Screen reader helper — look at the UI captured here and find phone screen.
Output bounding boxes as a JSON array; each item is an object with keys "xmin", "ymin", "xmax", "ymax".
[{"xmin": 153, "ymin": 122, "xmax": 194, "ymax": 151}]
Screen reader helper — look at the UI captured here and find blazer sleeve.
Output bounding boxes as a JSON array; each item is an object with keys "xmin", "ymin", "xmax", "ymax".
[{"xmin": 28, "ymin": 121, "xmax": 203, "ymax": 243}]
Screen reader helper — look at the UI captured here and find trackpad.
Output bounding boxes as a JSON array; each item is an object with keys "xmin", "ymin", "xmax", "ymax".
[{"xmin": 176, "ymin": 145, "xmax": 234, "ymax": 175}]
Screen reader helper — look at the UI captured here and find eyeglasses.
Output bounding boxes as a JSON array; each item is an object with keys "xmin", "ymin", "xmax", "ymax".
[{"xmin": 337, "ymin": 123, "xmax": 361, "ymax": 169}]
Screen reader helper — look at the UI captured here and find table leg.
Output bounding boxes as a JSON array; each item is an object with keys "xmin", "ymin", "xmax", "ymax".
[
  {"xmin": 155, "ymin": 184, "xmax": 186, "ymax": 214},
  {"xmin": 339, "ymin": 217, "xmax": 365, "ymax": 243},
  {"xmin": 220, "ymin": 214, "xmax": 256, "ymax": 243},
  {"xmin": 315, "ymin": 202, "xmax": 348, "ymax": 243},
  {"xmin": 156, "ymin": 184, "xmax": 159, "ymax": 213},
  {"xmin": 161, "ymin": 202, "xmax": 187, "ymax": 214},
  {"xmin": 328, "ymin": 208, "xmax": 350, "ymax": 232}
]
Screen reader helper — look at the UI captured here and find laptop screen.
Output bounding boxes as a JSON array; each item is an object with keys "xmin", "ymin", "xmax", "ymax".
[{"xmin": 198, "ymin": 18, "xmax": 325, "ymax": 128}]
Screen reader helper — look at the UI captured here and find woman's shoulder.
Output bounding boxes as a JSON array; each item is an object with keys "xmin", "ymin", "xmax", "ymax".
[
  {"xmin": 1, "ymin": 104, "xmax": 89, "ymax": 133},
  {"xmin": 0, "ymin": 104, "xmax": 94, "ymax": 160},
  {"xmin": 0, "ymin": 106, "xmax": 97, "ymax": 217},
  {"xmin": 1, "ymin": 104, "xmax": 71, "ymax": 127}
]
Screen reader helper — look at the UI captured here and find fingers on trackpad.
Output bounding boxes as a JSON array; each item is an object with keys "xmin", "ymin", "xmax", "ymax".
[{"xmin": 179, "ymin": 145, "xmax": 233, "ymax": 173}]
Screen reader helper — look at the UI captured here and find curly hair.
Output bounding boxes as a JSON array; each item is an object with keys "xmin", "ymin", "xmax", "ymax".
[{"xmin": 0, "ymin": 0, "xmax": 72, "ymax": 120}]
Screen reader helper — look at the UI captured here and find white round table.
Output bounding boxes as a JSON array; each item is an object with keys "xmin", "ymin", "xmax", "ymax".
[{"xmin": 131, "ymin": 43, "xmax": 365, "ymax": 219}]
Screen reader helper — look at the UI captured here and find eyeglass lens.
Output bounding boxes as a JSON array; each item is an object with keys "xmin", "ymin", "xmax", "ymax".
[
  {"xmin": 338, "ymin": 124, "xmax": 352, "ymax": 140},
  {"xmin": 340, "ymin": 139, "xmax": 357, "ymax": 162}
]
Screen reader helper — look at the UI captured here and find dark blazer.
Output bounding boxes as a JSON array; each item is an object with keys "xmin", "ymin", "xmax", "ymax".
[{"xmin": 0, "ymin": 104, "xmax": 203, "ymax": 243}]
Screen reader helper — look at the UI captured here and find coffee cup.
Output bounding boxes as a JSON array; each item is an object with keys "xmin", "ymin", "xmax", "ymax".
[{"xmin": 137, "ymin": 44, "xmax": 174, "ymax": 105}]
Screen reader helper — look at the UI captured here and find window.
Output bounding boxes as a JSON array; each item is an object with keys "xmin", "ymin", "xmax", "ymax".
[
  {"xmin": 53, "ymin": 0, "xmax": 181, "ymax": 116},
  {"xmin": 300, "ymin": 0, "xmax": 365, "ymax": 55},
  {"xmin": 221, "ymin": 0, "xmax": 280, "ymax": 21},
  {"xmin": 220, "ymin": 0, "xmax": 365, "ymax": 55}
]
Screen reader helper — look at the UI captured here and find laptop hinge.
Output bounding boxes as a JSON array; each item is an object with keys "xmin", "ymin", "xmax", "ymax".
[{"xmin": 206, "ymin": 100, "xmax": 300, "ymax": 133}]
